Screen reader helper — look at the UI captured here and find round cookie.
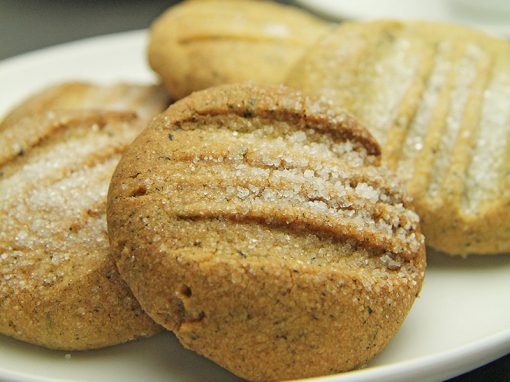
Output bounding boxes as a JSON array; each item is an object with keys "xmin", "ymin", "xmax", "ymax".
[
  {"xmin": 286, "ymin": 20, "xmax": 510, "ymax": 255},
  {"xmin": 148, "ymin": 0, "xmax": 330, "ymax": 99},
  {"xmin": 107, "ymin": 84, "xmax": 426, "ymax": 381},
  {"xmin": 0, "ymin": 111, "xmax": 160, "ymax": 350},
  {"xmin": 0, "ymin": 84, "xmax": 165, "ymax": 350}
]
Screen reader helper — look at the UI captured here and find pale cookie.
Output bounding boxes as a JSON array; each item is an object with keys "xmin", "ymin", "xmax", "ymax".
[
  {"xmin": 286, "ymin": 20, "xmax": 510, "ymax": 255},
  {"xmin": 148, "ymin": 0, "xmax": 330, "ymax": 99},
  {"xmin": 107, "ymin": 84, "xmax": 426, "ymax": 381}
]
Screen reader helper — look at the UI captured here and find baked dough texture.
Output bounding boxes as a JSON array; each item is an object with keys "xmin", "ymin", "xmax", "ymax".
[
  {"xmin": 0, "ymin": 82, "xmax": 167, "ymax": 350},
  {"xmin": 286, "ymin": 20, "xmax": 510, "ymax": 255},
  {"xmin": 107, "ymin": 84, "xmax": 426, "ymax": 381},
  {"xmin": 148, "ymin": 0, "xmax": 330, "ymax": 99}
]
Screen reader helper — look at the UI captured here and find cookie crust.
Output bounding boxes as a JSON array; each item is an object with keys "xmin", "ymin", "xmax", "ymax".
[{"xmin": 107, "ymin": 84, "xmax": 426, "ymax": 381}]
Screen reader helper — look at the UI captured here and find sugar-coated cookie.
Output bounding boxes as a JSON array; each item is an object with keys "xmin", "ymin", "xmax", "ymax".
[
  {"xmin": 107, "ymin": 84, "xmax": 426, "ymax": 381},
  {"xmin": 0, "ymin": 82, "xmax": 168, "ymax": 349}
]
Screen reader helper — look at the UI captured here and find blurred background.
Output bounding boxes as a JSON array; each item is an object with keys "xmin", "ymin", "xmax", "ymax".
[
  {"xmin": 1, "ymin": 0, "xmax": 509, "ymax": 60},
  {"xmin": 0, "ymin": 0, "xmax": 176, "ymax": 59},
  {"xmin": 0, "ymin": 0, "xmax": 508, "ymax": 381}
]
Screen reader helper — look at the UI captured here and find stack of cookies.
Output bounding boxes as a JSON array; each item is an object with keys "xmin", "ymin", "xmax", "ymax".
[{"xmin": 2, "ymin": 0, "xmax": 508, "ymax": 381}]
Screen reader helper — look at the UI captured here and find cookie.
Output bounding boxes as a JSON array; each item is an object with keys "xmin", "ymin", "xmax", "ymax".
[
  {"xmin": 286, "ymin": 20, "xmax": 510, "ymax": 255},
  {"xmin": 148, "ymin": 0, "xmax": 329, "ymax": 99},
  {"xmin": 0, "ymin": 82, "xmax": 168, "ymax": 350},
  {"xmin": 107, "ymin": 84, "xmax": 426, "ymax": 381}
]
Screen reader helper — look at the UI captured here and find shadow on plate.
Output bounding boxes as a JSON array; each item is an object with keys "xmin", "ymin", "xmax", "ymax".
[
  {"xmin": 426, "ymin": 247, "xmax": 510, "ymax": 271},
  {"xmin": 0, "ymin": 331, "xmax": 242, "ymax": 382}
]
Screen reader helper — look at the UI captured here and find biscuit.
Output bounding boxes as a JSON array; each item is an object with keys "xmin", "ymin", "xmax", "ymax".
[
  {"xmin": 286, "ymin": 20, "xmax": 510, "ymax": 255},
  {"xmin": 0, "ymin": 82, "xmax": 167, "ymax": 350},
  {"xmin": 107, "ymin": 84, "xmax": 426, "ymax": 381},
  {"xmin": 148, "ymin": 0, "xmax": 330, "ymax": 99}
]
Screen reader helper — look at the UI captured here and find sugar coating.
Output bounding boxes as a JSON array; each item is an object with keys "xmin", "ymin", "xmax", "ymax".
[
  {"xmin": 427, "ymin": 43, "xmax": 485, "ymax": 199},
  {"xmin": 107, "ymin": 83, "xmax": 426, "ymax": 382},
  {"xmin": 462, "ymin": 63, "xmax": 510, "ymax": 212},
  {"xmin": 286, "ymin": 20, "xmax": 510, "ymax": 255},
  {"xmin": 0, "ymin": 114, "xmax": 138, "ymax": 294},
  {"xmin": 117, "ymin": 84, "xmax": 424, "ymax": 263},
  {"xmin": 361, "ymin": 37, "xmax": 423, "ymax": 146},
  {"xmin": 397, "ymin": 41, "xmax": 453, "ymax": 183},
  {"xmin": 156, "ymin": 157, "xmax": 420, "ymax": 257},
  {"xmin": 0, "ymin": 107, "xmax": 160, "ymax": 350},
  {"xmin": 139, "ymin": 117, "xmax": 422, "ymax": 258}
]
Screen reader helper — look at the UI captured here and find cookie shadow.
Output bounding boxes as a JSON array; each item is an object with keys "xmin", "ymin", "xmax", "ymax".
[{"xmin": 426, "ymin": 247, "xmax": 510, "ymax": 271}]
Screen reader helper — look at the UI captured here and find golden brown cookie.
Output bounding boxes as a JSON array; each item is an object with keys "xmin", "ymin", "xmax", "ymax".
[
  {"xmin": 107, "ymin": 84, "xmax": 426, "ymax": 381},
  {"xmin": 286, "ymin": 20, "xmax": 510, "ymax": 256},
  {"xmin": 147, "ymin": 0, "xmax": 330, "ymax": 99},
  {"xmin": 0, "ymin": 82, "xmax": 167, "ymax": 350}
]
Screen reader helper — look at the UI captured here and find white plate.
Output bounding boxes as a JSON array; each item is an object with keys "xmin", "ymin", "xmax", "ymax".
[
  {"xmin": 1, "ymin": 30, "xmax": 509, "ymax": 382},
  {"xmin": 295, "ymin": 0, "xmax": 510, "ymax": 36}
]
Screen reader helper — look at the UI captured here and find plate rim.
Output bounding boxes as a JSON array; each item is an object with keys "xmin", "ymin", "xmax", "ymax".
[{"xmin": 0, "ymin": 29, "xmax": 509, "ymax": 382}]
